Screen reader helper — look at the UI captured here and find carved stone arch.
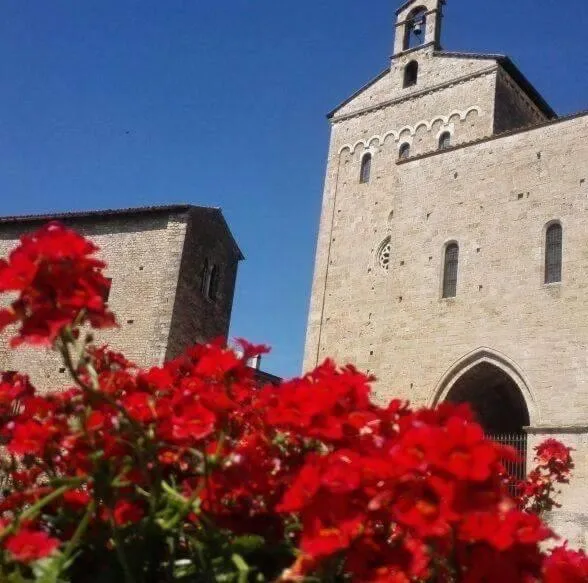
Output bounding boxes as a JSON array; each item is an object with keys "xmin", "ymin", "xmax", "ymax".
[
  {"xmin": 465, "ymin": 106, "xmax": 481, "ymax": 119},
  {"xmin": 338, "ymin": 144, "xmax": 352, "ymax": 155},
  {"xmin": 414, "ymin": 120, "xmax": 431, "ymax": 133},
  {"xmin": 382, "ymin": 130, "xmax": 399, "ymax": 144},
  {"xmin": 398, "ymin": 126, "xmax": 414, "ymax": 139},
  {"xmin": 367, "ymin": 136, "xmax": 382, "ymax": 149},
  {"xmin": 448, "ymin": 111, "xmax": 462, "ymax": 124},
  {"xmin": 430, "ymin": 347, "xmax": 538, "ymax": 428},
  {"xmin": 432, "ymin": 115, "xmax": 448, "ymax": 127},
  {"xmin": 430, "ymin": 118, "xmax": 445, "ymax": 133},
  {"xmin": 350, "ymin": 139, "xmax": 368, "ymax": 154}
]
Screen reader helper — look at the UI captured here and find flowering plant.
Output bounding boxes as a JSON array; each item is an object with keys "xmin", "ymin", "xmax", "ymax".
[{"xmin": 0, "ymin": 222, "xmax": 585, "ymax": 582}]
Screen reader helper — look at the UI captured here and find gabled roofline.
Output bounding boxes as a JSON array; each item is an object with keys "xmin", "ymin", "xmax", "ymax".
[
  {"xmin": 0, "ymin": 204, "xmax": 244, "ymax": 261},
  {"xmin": 435, "ymin": 51, "xmax": 557, "ymax": 119},
  {"xmin": 327, "ymin": 67, "xmax": 390, "ymax": 120},
  {"xmin": 327, "ymin": 50, "xmax": 556, "ymax": 122},
  {"xmin": 0, "ymin": 204, "xmax": 208, "ymax": 224}
]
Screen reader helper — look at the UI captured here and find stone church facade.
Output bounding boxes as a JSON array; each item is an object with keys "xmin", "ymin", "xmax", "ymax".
[
  {"xmin": 304, "ymin": 0, "xmax": 588, "ymax": 545},
  {"xmin": 0, "ymin": 205, "xmax": 243, "ymax": 388}
]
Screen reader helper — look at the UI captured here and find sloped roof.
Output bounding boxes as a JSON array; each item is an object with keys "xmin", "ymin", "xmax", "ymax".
[
  {"xmin": 327, "ymin": 50, "xmax": 556, "ymax": 120},
  {"xmin": 0, "ymin": 204, "xmax": 244, "ymax": 260},
  {"xmin": 435, "ymin": 51, "xmax": 557, "ymax": 119},
  {"xmin": 327, "ymin": 67, "xmax": 390, "ymax": 119}
]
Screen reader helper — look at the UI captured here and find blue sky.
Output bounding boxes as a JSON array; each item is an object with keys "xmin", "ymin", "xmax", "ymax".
[{"xmin": 0, "ymin": 1, "xmax": 586, "ymax": 377}]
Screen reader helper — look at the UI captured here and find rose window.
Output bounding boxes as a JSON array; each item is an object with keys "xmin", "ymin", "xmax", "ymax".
[{"xmin": 378, "ymin": 241, "xmax": 391, "ymax": 270}]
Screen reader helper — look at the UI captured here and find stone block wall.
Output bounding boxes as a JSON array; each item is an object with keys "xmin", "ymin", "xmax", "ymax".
[
  {"xmin": 0, "ymin": 206, "xmax": 241, "ymax": 390},
  {"xmin": 305, "ymin": 110, "xmax": 588, "ymax": 545},
  {"xmin": 494, "ymin": 67, "xmax": 548, "ymax": 134},
  {"xmin": 165, "ymin": 208, "xmax": 241, "ymax": 360}
]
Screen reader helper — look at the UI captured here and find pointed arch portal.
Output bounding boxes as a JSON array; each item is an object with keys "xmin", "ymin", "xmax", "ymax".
[
  {"xmin": 445, "ymin": 362, "xmax": 529, "ymax": 434},
  {"xmin": 431, "ymin": 349, "xmax": 535, "ymax": 485}
]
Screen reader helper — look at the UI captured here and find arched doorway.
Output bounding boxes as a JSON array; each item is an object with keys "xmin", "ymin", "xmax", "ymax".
[
  {"xmin": 445, "ymin": 362, "xmax": 530, "ymax": 434},
  {"xmin": 432, "ymin": 351, "xmax": 533, "ymax": 487},
  {"xmin": 445, "ymin": 361, "xmax": 530, "ymax": 486}
]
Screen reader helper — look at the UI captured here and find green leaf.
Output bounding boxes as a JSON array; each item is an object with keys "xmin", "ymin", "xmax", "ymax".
[
  {"xmin": 232, "ymin": 535, "xmax": 265, "ymax": 556},
  {"xmin": 231, "ymin": 554, "xmax": 250, "ymax": 583}
]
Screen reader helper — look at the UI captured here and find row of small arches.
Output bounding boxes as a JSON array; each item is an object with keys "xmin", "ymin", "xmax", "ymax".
[
  {"xmin": 377, "ymin": 222, "xmax": 563, "ymax": 297},
  {"xmin": 359, "ymin": 131, "xmax": 451, "ymax": 182},
  {"xmin": 338, "ymin": 107, "xmax": 480, "ymax": 156}
]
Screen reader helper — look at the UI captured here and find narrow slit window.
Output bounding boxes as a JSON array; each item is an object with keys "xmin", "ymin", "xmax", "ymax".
[
  {"xmin": 201, "ymin": 260, "xmax": 220, "ymax": 301},
  {"xmin": 443, "ymin": 243, "xmax": 459, "ymax": 298},
  {"xmin": 102, "ymin": 277, "xmax": 112, "ymax": 303},
  {"xmin": 360, "ymin": 153, "xmax": 372, "ymax": 184},
  {"xmin": 399, "ymin": 143, "xmax": 410, "ymax": 160},
  {"xmin": 403, "ymin": 61, "xmax": 419, "ymax": 88},
  {"xmin": 201, "ymin": 259, "xmax": 211, "ymax": 296},
  {"xmin": 438, "ymin": 131, "xmax": 451, "ymax": 150},
  {"xmin": 208, "ymin": 265, "xmax": 219, "ymax": 301},
  {"xmin": 545, "ymin": 223, "xmax": 562, "ymax": 283}
]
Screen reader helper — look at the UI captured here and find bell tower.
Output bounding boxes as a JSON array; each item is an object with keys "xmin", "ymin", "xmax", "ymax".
[{"xmin": 393, "ymin": 0, "xmax": 445, "ymax": 56}]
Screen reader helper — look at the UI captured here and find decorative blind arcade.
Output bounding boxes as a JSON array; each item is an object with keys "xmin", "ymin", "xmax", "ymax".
[
  {"xmin": 545, "ymin": 223, "xmax": 562, "ymax": 283},
  {"xmin": 443, "ymin": 243, "xmax": 459, "ymax": 298}
]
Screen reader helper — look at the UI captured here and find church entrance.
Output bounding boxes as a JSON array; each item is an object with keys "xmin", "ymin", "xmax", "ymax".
[{"xmin": 444, "ymin": 361, "xmax": 530, "ymax": 486}]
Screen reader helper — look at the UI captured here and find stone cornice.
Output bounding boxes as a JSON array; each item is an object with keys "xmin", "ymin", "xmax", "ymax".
[
  {"xmin": 397, "ymin": 109, "xmax": 588, "ymax": 165},
  {"xmin": 338, "ymin": 106, "xmax": 482, "ymax": 154},
  {"xmin": 525, "ymin": 425, "xmax": 588, "ymax": 435}
]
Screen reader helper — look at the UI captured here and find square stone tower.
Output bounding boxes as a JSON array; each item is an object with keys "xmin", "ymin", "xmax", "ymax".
[
  {"xmin": 305, "ymin": 0, "xmax": 588, "ymax": 546},
  {"xmin": 0, "ymin": 205, "xmax": 243, "ymax": 387}
]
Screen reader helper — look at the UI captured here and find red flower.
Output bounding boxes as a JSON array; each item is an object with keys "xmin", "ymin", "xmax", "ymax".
[
  {"xmin": 5, "ymin": 528, "xmax": 60, "ymax": 563},
  {"xmin": 63, "ymin": 489, "xmax": 91, "ymax": 510},
  {"xmin": 113, "ymin": 500, "xmax": 144, "ymax": 526},
  {"xmin": 459, "ymin": 509, "xmax": 551, "ymax": 550},
  {"xmin": 164, "ymin": 402, "xmax": 217, "ymax": 443},
  {"xmin": 544, "ymin": 545, "xmax": 588, "ymax": 583},
  {"xmin": 0, "ymin": 222, "xmax": 116, "ymax": 346},
  {"xmin": 194, "ymin": 343, "xmax": 240, "ymax": 379},
  {"xmin": 7, "ymin": 419, "xmax": 58, "ymax": 456},
  {"xmin": 300, "ymin": 513, "xmax": 364, "ymax": 558}
]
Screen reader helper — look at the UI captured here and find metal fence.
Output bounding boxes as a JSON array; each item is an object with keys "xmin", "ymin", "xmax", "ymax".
[{"xmin": 487, "ymin": 432, "xmax": 528, "ymax": 497}]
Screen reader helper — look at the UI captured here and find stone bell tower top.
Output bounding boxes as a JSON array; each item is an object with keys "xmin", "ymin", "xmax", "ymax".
[{"xmin": 393, "ymin": 0, "xmax": 445, "ymax": 57}]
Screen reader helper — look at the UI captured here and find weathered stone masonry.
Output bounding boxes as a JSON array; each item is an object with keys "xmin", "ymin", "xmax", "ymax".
[
  {"xmin": 304, "ymin": 0, "xmax": 588, "ymax": 547},
  {"xmin": 0, "ymin": 205, "xmax": 243, "ymax": 389}
]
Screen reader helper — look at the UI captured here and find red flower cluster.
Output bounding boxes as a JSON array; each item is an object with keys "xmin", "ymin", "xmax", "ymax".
[
  {"xmin": 4, "ymin": 528, "xmax": 59, "ymax": 563},
  {"xmin": 0, "ymin": 224, "xmax": 584, "ymax": 583},
  {"xmin": 543, "ymin": 544, "xmax": 588, "ymax": 583},
  {"xmin": 518, "ymin": 439, "xmax": 574, "ymax": 514},
  {"xmin": 0, "ymin": 221, "xmax": 115, "ymax": 346}
]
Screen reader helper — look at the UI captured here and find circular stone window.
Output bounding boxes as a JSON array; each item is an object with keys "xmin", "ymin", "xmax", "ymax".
[{"xmin": 377, "ymin": 239, "xmax": 392, "ymax": 270}]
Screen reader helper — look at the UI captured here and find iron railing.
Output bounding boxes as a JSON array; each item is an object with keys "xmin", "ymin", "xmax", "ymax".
[{"xmin": 487, "ymin": 432, "xmax": 527, "ymax": 497}]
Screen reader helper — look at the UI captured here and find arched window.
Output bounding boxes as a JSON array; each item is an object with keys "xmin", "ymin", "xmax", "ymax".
[
  {"xmin": 208, "ymin": 265, "xmax": 219, "ymax": 300},
  {"xmin": 403, "ymin": 61, "xmax": 419, "ymax": 88},
  {"xmin": 438, "ymin": 131, "xmax": 451, "ymax": 150},
  {"xmin": 201, "ymin": 259, "xmax": 210, "ymax": 296},
  {"xmin": 201, "ymin": 259, "xmax": 220, "ymax": 301},
  {"xmin": 545, "ymin": 223, "xmax": 562, "ymax": 283},
  {"xmin": 403, "ymin": 7, "xmax": 427, "ymax": 50},
  {"xmin": 442, "ymin": 243, "xmax": 459, "ymax": 298},
  {"xmin": 359, "ymin": 153, "xmax": 372, "ymax": 184},
  {"xmin": 398, "ymin": 143, "xmax": 410, "ymax": 160}
]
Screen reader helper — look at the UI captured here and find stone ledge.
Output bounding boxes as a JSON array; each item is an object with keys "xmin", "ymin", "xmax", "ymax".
[{"xmin": 525, "ymin": 426, "xmax": 588, "ymax": 435}]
